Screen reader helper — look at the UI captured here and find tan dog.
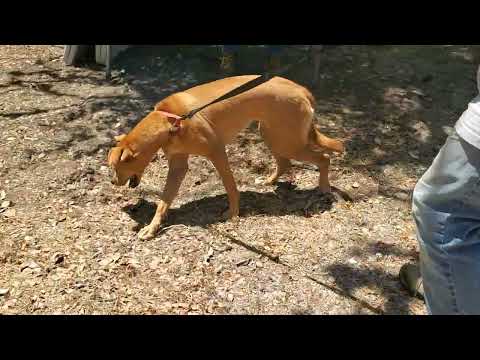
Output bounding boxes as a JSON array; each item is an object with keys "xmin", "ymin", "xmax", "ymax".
[{"xmin": 108, "ymin": 75, "xmax": 344, "ymax": 240}]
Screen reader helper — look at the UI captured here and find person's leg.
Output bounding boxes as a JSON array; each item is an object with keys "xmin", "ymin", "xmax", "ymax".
[{"xmin": 412, "ymin": 131, "xmax": 480, "ymax": 314}]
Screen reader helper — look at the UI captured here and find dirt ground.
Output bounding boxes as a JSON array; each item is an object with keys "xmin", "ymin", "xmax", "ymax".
[{"xmin": 0, "ymin": 45, "xmax": 478, "ymax": 315}]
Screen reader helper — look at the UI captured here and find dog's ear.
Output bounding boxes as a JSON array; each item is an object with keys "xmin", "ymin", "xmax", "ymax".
[
  {"xmin": 120, "ymin": 147, "xmax": 134, "ymax": 162},
  {"xmin": 115, "ymin": 134, "xmax": 127, "ymax": 143},
  {"xmin": 108, "ymin": 147, "xmax": 122, "ymax": 167}
]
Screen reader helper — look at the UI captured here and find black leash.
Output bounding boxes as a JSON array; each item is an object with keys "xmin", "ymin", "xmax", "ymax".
[
  {"xmin": 177, "ymin": 47, "xmax": 312, "ymax": 121},
  {"xmin": 177, "ymin": 73, "xmax": 272, "ymax": 121}
]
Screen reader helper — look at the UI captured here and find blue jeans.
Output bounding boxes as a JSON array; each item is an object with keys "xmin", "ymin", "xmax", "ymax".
[
  {"xmin": 222, "ymin": 45, "xmax": 281, "ymax": 55},
  {"xmin": 413, "ymin": 131, "xmax": 480, "ymax": 314}
]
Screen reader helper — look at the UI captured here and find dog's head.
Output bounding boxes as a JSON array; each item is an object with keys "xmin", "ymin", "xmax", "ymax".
[
  {"xmin": 107, "ymin": 111, "xmax": 182, "ymax": 188},
  {"xmin": 107, "ymin": 134, "xmax": 148, "ymax": 188}
]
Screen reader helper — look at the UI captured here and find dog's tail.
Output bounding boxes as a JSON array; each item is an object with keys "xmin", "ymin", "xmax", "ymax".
[{"xmin": 310, "ymin": 125, "xmax": 345, "ymax": 154}]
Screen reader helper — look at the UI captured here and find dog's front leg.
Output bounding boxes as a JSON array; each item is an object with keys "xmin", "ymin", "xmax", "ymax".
[
  {"xmin": 209, "ymin": 149, "xmax": 240, "ymax": 220},
  {"xmin": 138, "ymin": 154, "xmax": 189, "ymax": 240}
]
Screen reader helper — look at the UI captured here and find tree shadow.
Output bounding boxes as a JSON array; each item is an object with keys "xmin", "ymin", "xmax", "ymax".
[
  {"xmin": 325, "ymin": 263, "xmax": 415, "ymax": 315},
  {"xmin": 325, "ymin": 236, "xmax": 423, "ymax": 315}
]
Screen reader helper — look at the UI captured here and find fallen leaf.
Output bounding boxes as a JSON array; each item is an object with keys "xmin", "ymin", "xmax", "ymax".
[
  {"xmin": 254, "ymin": 178, "xmax": 264, "ymax": 185},
  {"xmin": 149, "ymin": 257, "xmax": 162, "ymax": 270},
  {"xmin": 99, "ymin": 257, "xmax": 113, "ymax": 267},
  {"xmin": 99, "ymin": 253, "xmax": 122, "ymax": 267},
  {"xmin": 0, "ymin": 288, "xmax": 9, "ymax": 296},
  {"xmin": 352, "ymin": 182, "xmax": 360, "ymax": 189},
  {"xmin": 348, "ymin": 258, "xmax": 358, "ymax": 266},
  {"xmin": 53, "ymin": 253, "xmax": 65, "ymax": 265},
  {"xmin": 20, "ymin": 260, "xmax": 40, "ymax": 272},
  {"xmin": 236, "ymin": 259, "xmax": 251, "ymax": 267},
  {"xmin": 3, "ymin": 208, "xmax": 16, "ymax": 218},
  {"xmin": 0, "ymin": 190, "xmax": 5, "ymax": 200},
  {"xmin": 203, "ymin": 247, "xmax": 214, "ymax": 264},
  {"xmin": 1, "ymin": 200, "xmax": 11, "ymax": 208},
  {"xmin": 408, "ymin": 151, "xmax": 420, "ymax": 160}
]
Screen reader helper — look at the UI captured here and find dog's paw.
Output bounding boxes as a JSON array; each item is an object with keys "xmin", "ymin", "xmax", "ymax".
[
  {"xmin": 318, "ymin": 184, "xmax": 331, "ymax": 194},
  {"xmin": 138, "ymin": 224, "xmax": 158, "ymax": 240},
  {"xmin": 220, "ymin": 208, "xmax": 239, "ymax": 222},
  {"xmin": 263, "ymin": 177, "xmax": 276, "ymax": 186}
]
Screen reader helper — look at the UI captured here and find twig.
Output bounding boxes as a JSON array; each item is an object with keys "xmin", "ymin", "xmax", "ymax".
[
  {"xmin": 157, "ymin": 224, "xmax": 189, "ymax": 235},
  {"xmin": 208, "ymin": 226, "xmax": 385, "ymax": 315}
]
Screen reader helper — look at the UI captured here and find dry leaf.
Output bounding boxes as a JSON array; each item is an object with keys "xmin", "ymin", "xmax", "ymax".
[
  {"xmin": 20, "ymin": 260, "xmax": 40, "ymax": 271},
  {"xmin": 0, "ymin": 288, "xmax": 9, "ymax": 296}
]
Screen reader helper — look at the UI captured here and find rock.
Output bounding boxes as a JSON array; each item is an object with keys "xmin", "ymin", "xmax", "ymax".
[
  {"xmin": 38, "ymin": 153, "xmax": 46, "ymax": 159},
  {"xmin": 227, "ymin": 293, "xmax": 234, "ymax": 302},
  {"xmin": 0, "ymin": 190, "xmax": 5, "ymax": 200},
  {"xmin": 1, "ymin": 200, "xmax": 11, "ymax": 208},
  {"xmin": 352, "ymin": 182, "xmax": 360, "ymax": 189}
]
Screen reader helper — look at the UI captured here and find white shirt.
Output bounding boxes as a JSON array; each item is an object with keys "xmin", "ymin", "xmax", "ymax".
[{"xmin": 455, "ymin": 65, "xmax": 480, "ymax": 149}]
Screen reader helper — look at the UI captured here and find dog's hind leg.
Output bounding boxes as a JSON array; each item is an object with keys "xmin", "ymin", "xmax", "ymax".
[
  {"xmin": 264, "ymin": 154, "xmax": 292, "ymax": 185},
  {"xmin": 294, "ymin": 149, "xmax": 331, "ymax": 193},
  {"xmin": 258, "ymin": 123, "xmax": 292, "ymax": 185},
  {"xmin": 138, "ymin": 154, "xmax": 189, "ymax": 240}
]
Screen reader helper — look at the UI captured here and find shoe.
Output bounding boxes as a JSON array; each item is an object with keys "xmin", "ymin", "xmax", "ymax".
[
  {"xmin": 220, "ymin": 53, "xmax": 236, "ymax": 75},
  {"xmin": 399, "ymin": 263, "xmax": 425, "ymax": 301}
]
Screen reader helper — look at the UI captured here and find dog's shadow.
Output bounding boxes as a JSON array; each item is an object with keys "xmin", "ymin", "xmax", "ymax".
[{"xmin": 122, "ymin": 182, "xmax": 351, "ymax": 231}]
